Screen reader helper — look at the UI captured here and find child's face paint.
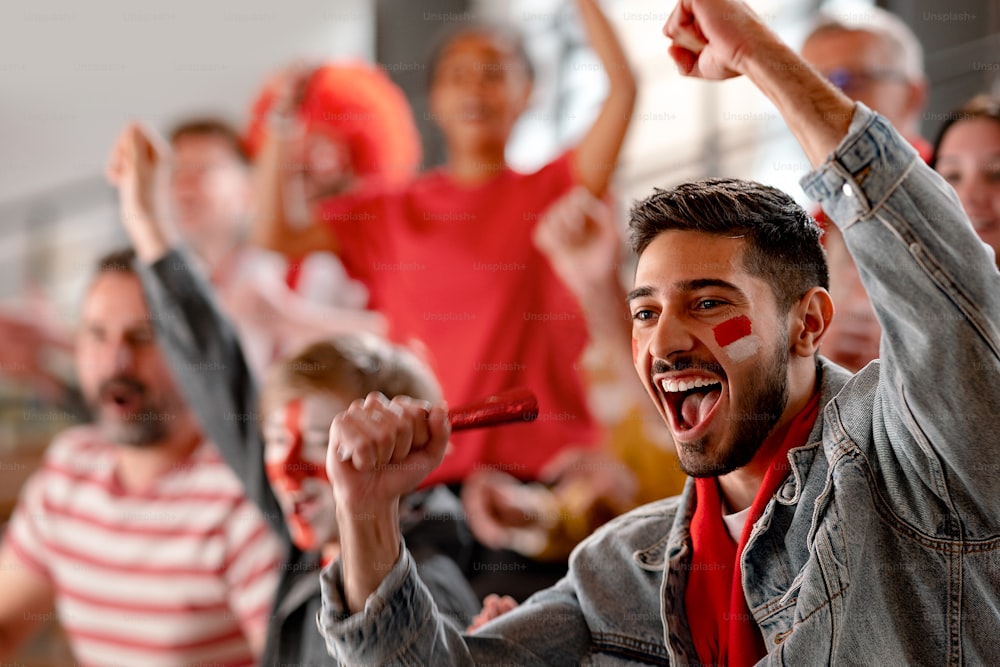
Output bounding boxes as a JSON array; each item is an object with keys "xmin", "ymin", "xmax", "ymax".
[
  {"xmin": 263, "ymin": 394, "xmax": 346, "ymax": 551},
  {"xmin": 713, "ymin": 315, "xmax": 762, "ymax": 362}
]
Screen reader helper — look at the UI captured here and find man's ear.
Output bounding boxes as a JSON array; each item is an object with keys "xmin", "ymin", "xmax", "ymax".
[{"xmin": 789, "ymin": 287, "xmax": 835, "ymax": 358}]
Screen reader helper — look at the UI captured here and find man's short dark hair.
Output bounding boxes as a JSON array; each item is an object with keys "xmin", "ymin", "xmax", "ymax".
[
  {"xmin": 168, "ymin": 117, "xmax": 250, "ymax": 165},
  {"xmin": 84, "ymin": 248, "xmax": 138, "ymax": 303},
  {"xmin": 95, "ymin": 247, "xmax": 137, "ymax": 277},
  {"xmin": 628, "ymin": 178, "xmax": 829, "ymax": 312}
]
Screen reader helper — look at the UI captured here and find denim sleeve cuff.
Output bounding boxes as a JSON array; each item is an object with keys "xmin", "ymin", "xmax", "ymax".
[
  {"xmin": 799, "ymin": 103, "xmax": 921, "ymax": 230},
  {"xmin": 318, "ymin": 542, "xmax": 433, "ymax": 663}
]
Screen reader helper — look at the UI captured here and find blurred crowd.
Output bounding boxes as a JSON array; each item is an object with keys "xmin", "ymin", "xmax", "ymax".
[{"xmin": 0, "ymin": 1, "xmax": 997, "ymax": 665}]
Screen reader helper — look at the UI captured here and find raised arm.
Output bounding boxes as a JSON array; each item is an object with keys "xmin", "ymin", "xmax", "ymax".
[
  {"xmin": 665, "ymin": 0, "xmax": 1000, "ymax": 524},
  {"xmin": 107, "ymin": 124, "xmax": 286, "ymax": 538},
  {"xmin": 801, "ymin": 110, "xmax": 1000, "ymax": 524},
  {"xmin": 571, "ymin": 0, "xmax": 638, "ymax": 196},
  {"xmin": 664, "ymin": 0, "xmax": 852, "ymax": 166},
  {"xmin": 249, "ymin": 66, "xmax": 338, "ymax": 258},
  {"xmin": 532, "ymin": 186, "xmax": 631, "ymax": 366},
  {"xmin": 105, "ymin": 123, "xmax": 175, "ymax": 263}
]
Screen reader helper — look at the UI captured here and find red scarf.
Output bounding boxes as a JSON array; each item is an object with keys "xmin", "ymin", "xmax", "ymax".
[{"xmin": 684, "ymin": 390, "xmax": 820, "ymax": 667}]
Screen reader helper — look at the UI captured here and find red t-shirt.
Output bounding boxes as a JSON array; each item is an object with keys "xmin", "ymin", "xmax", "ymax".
[{"xmin": 316, "ymin": 153, "xmax": 599, "ymax": 484}]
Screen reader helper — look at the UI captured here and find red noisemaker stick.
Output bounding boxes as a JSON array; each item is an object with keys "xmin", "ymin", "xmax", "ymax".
[{"xmin": 448, "ymin": 387, "xmax": 538, "ymax": 432}]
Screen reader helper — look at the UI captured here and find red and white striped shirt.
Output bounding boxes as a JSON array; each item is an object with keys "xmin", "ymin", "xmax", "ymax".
[{"xmin": 4, "ymin": 426, "xmax": 282, "ymax": 667}]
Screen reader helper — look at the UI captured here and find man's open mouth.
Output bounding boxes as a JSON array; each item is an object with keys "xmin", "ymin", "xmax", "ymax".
[
  {"xmin": 100, "ymin": 379, "xmax": 145, "ymax": 412},
  {"xmin": 660, "ymin": 376, "xmax": 722, "ymax": 434}
]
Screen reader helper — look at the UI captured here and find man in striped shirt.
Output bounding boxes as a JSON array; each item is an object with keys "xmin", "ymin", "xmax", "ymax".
[{"xmin": 0, "ymin": 249, "xmax": 283, "ymax": 666}]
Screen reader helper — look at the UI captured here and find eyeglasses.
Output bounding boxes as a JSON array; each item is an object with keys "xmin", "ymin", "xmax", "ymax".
[{"xmin": 823, "ymin": 68, "xmax": 909, "ymax": 95}]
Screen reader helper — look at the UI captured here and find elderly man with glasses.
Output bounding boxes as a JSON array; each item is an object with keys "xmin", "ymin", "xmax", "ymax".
[{"xmin": 801, "ymin": 6, "xmax": 931, "ymax": 161}]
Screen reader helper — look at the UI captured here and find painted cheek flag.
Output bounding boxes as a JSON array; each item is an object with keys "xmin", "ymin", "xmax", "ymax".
[{"xmin": 713, "ymin": 315, "xmax": 762, "ymax": 363}]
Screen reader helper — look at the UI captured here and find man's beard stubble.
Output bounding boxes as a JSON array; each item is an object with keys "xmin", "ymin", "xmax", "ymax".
[
  {"xmin": 668, "ymin": 332, "xmax": 789, "ymax": 478},
  {"xmin": 92, "ymin": 375, "xmax": 182, "ymax": 447}
]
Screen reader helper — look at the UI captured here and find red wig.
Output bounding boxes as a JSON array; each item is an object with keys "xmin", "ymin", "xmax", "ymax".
[{"xmin": 245, "ymin": 62, "xmax": 421, "ymax": 186}]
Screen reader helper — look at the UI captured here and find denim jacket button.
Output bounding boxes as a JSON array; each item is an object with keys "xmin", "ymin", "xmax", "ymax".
[{"xmin": 842, "ymin": 182, "xmax": 854, "ymax": 197}]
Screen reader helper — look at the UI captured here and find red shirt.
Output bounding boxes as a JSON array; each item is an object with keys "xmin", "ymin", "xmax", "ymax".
[{"xmin": 316, "ymin": 153, "xmax": 599, "ymax": 484}]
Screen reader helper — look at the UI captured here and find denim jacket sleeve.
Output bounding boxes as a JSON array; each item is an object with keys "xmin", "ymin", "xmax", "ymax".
[
  {"xmin": 319, "ymin": 544, "xmax": 591, "ymax": 666},
  {"xmin": 137, "ymin": 249, "xmax": 288, "ymax": 541},
  {"xmin": 801, "ymin": 104, "xmax": 1000, "ymax": 533}
]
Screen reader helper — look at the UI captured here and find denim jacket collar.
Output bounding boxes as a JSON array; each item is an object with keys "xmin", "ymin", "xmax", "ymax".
[
  {"xmin": 634, "ymin": 478, "xmax": 695, "ymax": 572},
  {"xmin": 634, "ymin": 359, "xmax": 851, "ymax": 568}
]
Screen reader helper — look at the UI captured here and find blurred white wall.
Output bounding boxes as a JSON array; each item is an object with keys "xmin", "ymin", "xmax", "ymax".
[{"xmin": 0, "ymin": 0, "xmax": 374, "ymax": 202}]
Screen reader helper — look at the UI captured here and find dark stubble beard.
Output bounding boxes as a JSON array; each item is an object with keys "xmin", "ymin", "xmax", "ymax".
[
  {"xmin": 92, "ymin": 376, "xmax": 183, "ymax": 448},
  {"xmin": 675, "ymin": 330, "xmax": 790, "ymax": 478}
]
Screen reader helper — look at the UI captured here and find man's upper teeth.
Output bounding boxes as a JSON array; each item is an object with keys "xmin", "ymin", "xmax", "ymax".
[{"xmin": 661, "ymin": 377, "xmax": 720, "ymax": 393}]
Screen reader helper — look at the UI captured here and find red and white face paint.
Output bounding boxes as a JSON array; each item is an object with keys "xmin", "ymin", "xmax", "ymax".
[
  {"xmin": 263, "ymin": 394, "xmax": 346, "ymax": 551},
  {"xmin": 713, "ymin": 315, "xmax": 762, "ymax": 363}
]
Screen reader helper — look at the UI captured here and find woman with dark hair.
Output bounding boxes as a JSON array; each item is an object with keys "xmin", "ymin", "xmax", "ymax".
[{"xmin": 932, "ymin": 94, "xmax": 1000, "ymax": 266}]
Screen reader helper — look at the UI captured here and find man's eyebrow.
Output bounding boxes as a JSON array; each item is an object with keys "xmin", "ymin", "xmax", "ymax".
[
  {"xmin": 677, "ymin": 278, "xmax": 744, "ymax": 293},
  {"xmin": 627, "ymin": 279, "xmax": 745, "ymax": 302},
  {"xmin": 627, "ymin": 286, "xmax": 656, "ymax": 302}
]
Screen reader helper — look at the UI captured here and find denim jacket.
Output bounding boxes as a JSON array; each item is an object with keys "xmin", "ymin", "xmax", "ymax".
[{"xmin": 318, "ymin": 105, "xmax": 1000, "ymax": 665}]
